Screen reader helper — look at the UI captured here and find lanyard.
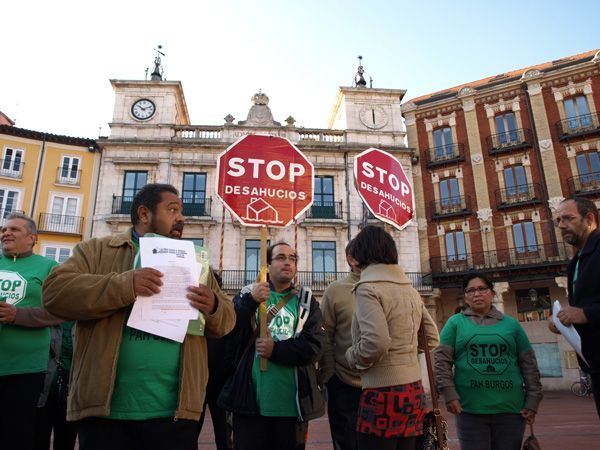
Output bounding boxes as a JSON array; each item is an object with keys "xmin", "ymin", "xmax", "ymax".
[{"xmin": 572, "ymin": 251, "xmax": 581, "ymax": 296}]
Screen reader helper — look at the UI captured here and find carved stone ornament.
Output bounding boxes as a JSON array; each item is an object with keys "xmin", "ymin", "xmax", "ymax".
[
  {"xmin": 539, "ymin": 139, "xmax": 552, "ymax": 152},
  {"xmin": 477, "ymin": 208, "xmax": 493, "ymax": 222},
  {"xmin": 238, "ymin": 91, "xmax": 281, "ymax": 127},
  {"xmin": 471, "ymin": 153, "xmax": 483, "ymax": 165},
  {"xmin": 402, "ymin": 102, "xmax": 417, "ymax": 112},
  {"xmin": 285, "ymin": 116, "xmax": 296, "ymax": 126},
  {"xmin": 458, "ymin": 86, "xmax": 475, "ymax": 97},
  {"xmin": 521, "ymin": 69, "xmax": 541, "ymax": 80},
  {"xmin": 594, "ymin": 50, "xmax": 600, "ymax": 63},
  {"xmin": 224, "ymin": 114, "xmax": 235, "ymax": 125},
  {"xmin": 548, "ymin": 196, "xmax": 565, "ymax": 212}
]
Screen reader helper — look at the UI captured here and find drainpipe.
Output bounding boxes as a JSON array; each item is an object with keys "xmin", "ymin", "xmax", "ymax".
[
  {"xmin": 521, "ymin": 83, "xmax": 559, "ymax": 250},
  {"xmin": 344, "ymin": 150, "xmax": 352, "ymax": 240},
  {"xmin": 30, "ymin": 133, "xmax": 46, "ymax": 219},
  {"xmin": 89, "ymin": 142, "xmax": 103, "ymax": 238}
]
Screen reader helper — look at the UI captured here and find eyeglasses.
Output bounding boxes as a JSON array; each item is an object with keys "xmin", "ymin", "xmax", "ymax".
[
  {"xmin": 464, "ymin": 286, "xmax": 491, "ymax": 296},
  {"xmin": 554, "ymin": 215, "xmax": 578, "ymax": 226},
  {"xmin": 272, "ymin": 254, "xmax": 297, "ymax": 263}
]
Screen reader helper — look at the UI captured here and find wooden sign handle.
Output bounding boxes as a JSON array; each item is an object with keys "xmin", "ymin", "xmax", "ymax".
[{"xmin": 259, "ymin": 226, "xmax": 268, "ymax": 371}]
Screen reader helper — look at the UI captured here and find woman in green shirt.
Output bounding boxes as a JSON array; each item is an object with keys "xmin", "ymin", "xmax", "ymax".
[{"xmin": 434, "ymin": 272, "xmax": 543, "ymax": 450}]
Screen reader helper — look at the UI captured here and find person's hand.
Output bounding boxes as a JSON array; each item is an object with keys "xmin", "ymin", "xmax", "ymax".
[
  {"xmin": 548, "ymin": 315, "xmax": 561, "ymax": 334},
  {"xmin": 251, "ymin": 282, "xmax": 270, "ymax": 304},
  {"xmin": 133, "ymin": 268, "xmax": 163, "ymax": 297},
  {"xmin": 557, "ymin": 306, "xmax": 588, "ymax": 326},
  {"xmin": 521, "ymin": 408, "xmax": 536, "ymax": 424},
  {"xmin": 446, "ymin": 399, "xmax": 462, "ymax": 415},
  {"xmin": 256, "ymin": 330, "xmax": 274, "ymax": 358},
  {"xmin": 187, "ymin": 285, "xmax": 216, "ymax": 315},
  {"xmin": 0, "ymin": 302, "xmax": 17, "ymax": 324}
]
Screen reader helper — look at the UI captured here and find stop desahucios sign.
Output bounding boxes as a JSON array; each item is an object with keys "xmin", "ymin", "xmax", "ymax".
[
  {"xmin": 354, "ymin": 147, "xmax": 414, "ymax": 230},
  {"xmin": 216, "ymin": 134, "xmax": 314, "ymax": 227}
]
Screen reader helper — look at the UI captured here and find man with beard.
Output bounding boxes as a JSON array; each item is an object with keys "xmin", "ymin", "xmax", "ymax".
[
  {"xmin": 43, "ymin": 183, "xmax": 236, "ymax": 450},
  {"xmin": 549, "ymin": 196, "xmax": 600, "ymax": 419}
]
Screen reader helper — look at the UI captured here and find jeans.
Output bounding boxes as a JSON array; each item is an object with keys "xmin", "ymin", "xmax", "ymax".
[
  {"xmin": 455, "ymin": 412, "xmax": 526, "ymax": 450},
  {"xmin": 326, "ymin": 375, "xmax": 362, "ymax": 450}
]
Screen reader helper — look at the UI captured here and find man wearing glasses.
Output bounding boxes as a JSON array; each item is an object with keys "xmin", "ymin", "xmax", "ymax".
[
  {"xmin": 549, "ymin": 196, "xmax": 600, "ymax": 418},
  {"xmin": 219, "ymin": 242, "xmax": 325, "ymax": 450}
]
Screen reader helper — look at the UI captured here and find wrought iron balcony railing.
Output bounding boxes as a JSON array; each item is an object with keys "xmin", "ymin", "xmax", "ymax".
[
  {"xmin": 219, "ymin": 270, "xmax": 432, "ymax": 293},
  {"xmin": 429, "ymin": 195, "xmax": 472, "ymax": 220},
  {"xmin": 56, "ymin": 167, "xmax": 81, "ymax": 186},
  {"xmin": 0, "ymin": 159, "xmax": 24, "ymax": 179},
  {"xmin": 305, "ymin": 201, "xmax": 343, "ymax": 220},
  {"xmin": 38, "ymin": 213, "xmax": 84, "ymax": 235},
  {"xmin": 495, "ymin": 183, "xmax": 542, "ymax": 210},
  {"xmin": 112, "ymin": 195, "xmax": 134, "ymax": 215},
  {"xmin": 425, "ymin": 143, "xmax": 466, "ymax": 168},
  {"xmin": 568, "ymin": 172, "xmax": 600, "ymax": 196},
  {"xmin": 556, "ymin": 112, "xmax": 600, "ymax": 141},
  {"xmin": 486, "ymin": 128, "xmax": 532, "ymax": 155},
  {"xmin": 429, "ymin": 242, "xmax": 571, "ymax": 276},
  {"xmin": 182, "ymin": 197, "xmax": 212, "ymax": 217}
]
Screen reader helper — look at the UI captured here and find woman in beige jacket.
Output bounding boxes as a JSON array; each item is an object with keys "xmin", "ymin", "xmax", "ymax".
[{"xmin": 345, "ymin": 226, "xmax": 439, "ymax": 450}]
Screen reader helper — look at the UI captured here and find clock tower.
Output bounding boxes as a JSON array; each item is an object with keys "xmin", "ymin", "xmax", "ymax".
[{"xmin": 328, "ymin": 57, "xmax": 407, "ymax": 146}]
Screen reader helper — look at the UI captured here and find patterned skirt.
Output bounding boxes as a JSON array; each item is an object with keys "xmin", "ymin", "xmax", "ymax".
[{"xmin": 356, "ymin": 380, "xmax": 427, "ymax": 438}]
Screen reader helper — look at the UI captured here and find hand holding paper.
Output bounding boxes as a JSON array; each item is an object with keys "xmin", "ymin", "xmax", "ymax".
[{"xmin": 552, "ymin": 300, "xmax": 589, "ymax": 365}]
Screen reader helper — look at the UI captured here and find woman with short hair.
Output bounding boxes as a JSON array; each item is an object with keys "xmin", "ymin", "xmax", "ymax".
[{"xmin": 345, "ymin": 226, "xmax": 439, "ymax": 450}]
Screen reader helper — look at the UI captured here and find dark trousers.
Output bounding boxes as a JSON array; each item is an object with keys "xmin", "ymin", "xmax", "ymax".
[
  {"xmin": 591, "ymin": 371, "xmax": 600, "ymax": 419},
  {"xmin": 77, "ymin": 416, "xmax": 198, "ymax": 450},
  {"xmin": 326, "ymin": 375, "xmax": 362, "ymax": 450},
  {"xmin": 0, "ymin": 372, "xmax": 45, "ymax": 450},
  {"xmin": 357, "ymin": 434, "xmax": 416, "ymax": 450},
  {"xmin": 34, "ymin": 386, "xmax": 77, "ymax": 450},
  {"xmin": 455, "ymin": 412, "xmax": 526, "ymax": 450},
  {"xmin": 233, "ymin": 414, "xmax": 308, "ymax": 450},
  {"xmin": 198, "ymin": 398, "xmax": 233, "ymax": 450}
]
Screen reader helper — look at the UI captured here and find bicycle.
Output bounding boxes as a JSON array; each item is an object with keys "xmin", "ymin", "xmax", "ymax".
[{"xmin": 571, "ymin": 375, "xmax": 593, "ymax": 397}]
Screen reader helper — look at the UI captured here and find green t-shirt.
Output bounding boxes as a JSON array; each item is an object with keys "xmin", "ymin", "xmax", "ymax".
[
  {"xmin": 440, "ymin": 313, "xmax": 532, "ymax": 414},
  {"xmin": 0, "ymin": 254, "xmax": 58, "ymax": 376},
  {"xmin": 108, "ymin": 234, "xmax": 182, "ymax": 420},
  {"xmin": 252, "ymin": 291, "xmax": 299, "ymax": 417}
]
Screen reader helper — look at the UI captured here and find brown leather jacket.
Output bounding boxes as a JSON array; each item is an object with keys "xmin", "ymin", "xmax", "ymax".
[{"xmin": 42, "ymin": 229, "xmax": 235, "ymax": 421}]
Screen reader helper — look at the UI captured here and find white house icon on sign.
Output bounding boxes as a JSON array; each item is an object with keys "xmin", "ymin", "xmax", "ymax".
[
  {"xmin": 245, "ymin": 198, "xmax": 280, "ymax": 223},
  {"xmin": 378, "ymin": 200, "xmax": 396, "ymax": 221}
]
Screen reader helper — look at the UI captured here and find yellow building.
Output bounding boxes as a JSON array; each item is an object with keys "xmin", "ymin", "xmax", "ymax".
[{"xmin": 0, "ymin": 124, "xmax": 100, "ymax": 261}]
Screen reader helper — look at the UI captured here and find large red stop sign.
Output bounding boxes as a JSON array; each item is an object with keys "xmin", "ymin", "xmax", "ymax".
[
  {"xmin": 354, "ymin": 148, "xmax": 414, "ymax": 230},
  {"xmin": 216, "ymin": 134, "xmax": 314, "ymax": 227}
]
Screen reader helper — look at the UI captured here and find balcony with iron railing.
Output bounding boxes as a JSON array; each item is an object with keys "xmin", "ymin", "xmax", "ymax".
[
  {"xmin": 56, "ymin": 167, "xmax": 81, "ymax": 186},
  {"xmin": 182, "ymin": 197, "xmax": 212, "ymax": 217},
  {"xmin": 495, "ymin": 183, "xmax": 542, "ymax": 210},
  {"xmin": 486, "ymin": 128, "xmax": 532, "ymax": 155},
  {"xmin": 38, "ymin": 213, "xmax": 84, "ymax": 235},
  {"xmin": 425, "ymin": 143, "xmax": 466, "ymax": 168},
  {"xmin": 556, "ymin": 112, "xmax": 600, "ymax": 141},
  {"xmin": 304, "ymin": 201, "xmax": 343, "ymax": 220},
  {"xmin": 568, "ymin": 172, "xmax": 600, "ymax": 196},
  {"xmin": 111, "ymin": 195, "xmax": 134, "ymax": 215},
  {"xmin": 219, "ymin": 270, "xmax": 432, "ymax": 293},
  {"xmin": 429, "ymin": 195, "xmax": 472, "ymax": 220},
  {"xmin": 429, "ymin": 241, "xmax": 571, "ymax": 285},
  {"xmin": 0, "ymin": 159, "xmax": 24, "ymax": 179}
]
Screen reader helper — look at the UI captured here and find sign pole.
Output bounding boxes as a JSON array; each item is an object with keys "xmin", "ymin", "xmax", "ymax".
[{"xmin": 259, "ymin": 225, "xmax": 268, "ymax": 371}]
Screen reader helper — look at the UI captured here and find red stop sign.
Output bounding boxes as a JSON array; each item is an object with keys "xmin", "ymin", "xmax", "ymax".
[
  {"xmin": 216, "ymin": 134, "xmax": 314, "ymax": 227},
  {"xmin": 354, "ymin": 148, "xmax": 414, "ymax": 230}
]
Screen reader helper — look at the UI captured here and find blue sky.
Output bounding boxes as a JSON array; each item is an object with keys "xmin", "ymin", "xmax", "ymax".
[{"xmin": 2, "ymin": 0, "xmax": 598, "ymax": 138}]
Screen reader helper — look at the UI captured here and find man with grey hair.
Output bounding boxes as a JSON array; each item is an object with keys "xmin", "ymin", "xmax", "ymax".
[{"xmin": 0, "ymin": 212, "xmax": 61, "ymax": 450}]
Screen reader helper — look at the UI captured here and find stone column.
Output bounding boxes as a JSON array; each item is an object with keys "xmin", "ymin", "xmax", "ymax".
[
  {"xmin": 493, "ymin": 281, "xmax": 509, "ymax": 313},
  {"xmin": 423, "ymin": 289, "xmax": 441, "ymax": 324}
]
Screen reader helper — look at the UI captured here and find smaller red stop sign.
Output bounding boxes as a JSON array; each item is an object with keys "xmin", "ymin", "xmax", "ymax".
[
  {"xmin": 216, "ymin": 134, "xmax": 314, "ymax": 227},
  {"xmin": 354, "ymin": 148, "xmax": 414, "ymax": 230}
]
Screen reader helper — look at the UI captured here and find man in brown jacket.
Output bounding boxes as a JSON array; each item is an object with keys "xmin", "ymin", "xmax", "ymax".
[
  {"xmin": 43, "ymin": 184, "xmax": 235, "ymax": 450},
  {"xmin": 319, "ymin": 239, "xmax": 362, "ymax": 450}
]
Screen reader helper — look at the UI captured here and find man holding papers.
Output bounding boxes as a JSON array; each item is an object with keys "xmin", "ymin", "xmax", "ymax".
[
  {"xmin": 43, "ymin": 183, "xmax": 235, "ymax": 450},
  {"xmin": 549, "ymin": 196, "xmax": 600, "ymax": 419}
]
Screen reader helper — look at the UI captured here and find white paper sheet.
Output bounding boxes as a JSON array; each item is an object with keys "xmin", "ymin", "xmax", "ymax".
[
  {"xmin": 552, "ymin": 300, "xmax": 589, "ymax": 365},
  {"xmin": 127, "ymin": 298, "xmax": 188, "ymax": 343},
  {"xmin": 139, "ymin": 237, "xmax": 199, "ymax": 320}
]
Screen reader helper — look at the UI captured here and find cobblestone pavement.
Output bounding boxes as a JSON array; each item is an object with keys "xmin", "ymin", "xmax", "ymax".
[{"xmin": 197, "ymin": 391, "xmax": 600, "ymax": 449}]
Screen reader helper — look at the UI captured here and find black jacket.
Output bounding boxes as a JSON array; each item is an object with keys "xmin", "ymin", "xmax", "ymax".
[
  {"xmin": 568, "ymin": 229, "xmax": 600, "ymax": 373},
  {"xmin": 218, "ymin": 284, "xmax": 325, "ymax": 421}
]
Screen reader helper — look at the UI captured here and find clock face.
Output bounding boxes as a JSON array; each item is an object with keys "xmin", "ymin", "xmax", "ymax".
[
  {"xmin": 131, "ymin": 99, "xmax": 156, "ymax": 120},
  {"xmin": 359, "ymin": 105, "xmax": 388, "ymax": 129}
]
